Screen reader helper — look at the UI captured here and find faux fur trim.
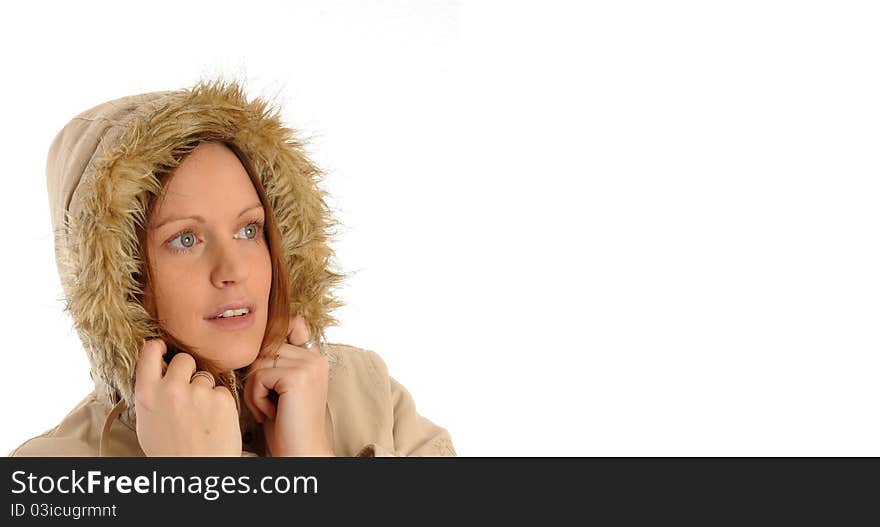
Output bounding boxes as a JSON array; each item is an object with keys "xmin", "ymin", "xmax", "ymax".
[{"xmin": 47, "ymin": 77, "xmax": 347, "ymax": 424}]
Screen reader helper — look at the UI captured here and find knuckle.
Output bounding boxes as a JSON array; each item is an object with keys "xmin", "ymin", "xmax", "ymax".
[
  {"xmin": 215, "ymin": 387, "xmax": 235, "ymax": 406},
  {"xmin": 189, "ymin": 382, "xmax": 210, "ymax": 395},
  {"xmin": 170, "ymin": 352, "xmax": 196, "ymax": 371},
  {"xmin": 140, "ymin": 339, "xmax": 159, "ymax": 360}
]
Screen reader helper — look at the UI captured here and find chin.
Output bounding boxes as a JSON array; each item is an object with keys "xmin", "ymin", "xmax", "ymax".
[
  {"xmin": 197, "ymin": 333, "xmax": 261, "ymax": 370},
  {"xmin": 217, "ymin": 345, "xmax": 262, "ymax": 370}
]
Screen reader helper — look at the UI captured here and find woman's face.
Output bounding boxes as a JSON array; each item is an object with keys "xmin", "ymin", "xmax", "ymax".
[{"xmin": 145, "ymin": 141, "xmax": 271, "ymax": 370}]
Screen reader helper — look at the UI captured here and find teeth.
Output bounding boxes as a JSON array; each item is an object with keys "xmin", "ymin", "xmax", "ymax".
[{"xmin": 217, "ymin": 308, "xmax": 250, "ymax": 318}]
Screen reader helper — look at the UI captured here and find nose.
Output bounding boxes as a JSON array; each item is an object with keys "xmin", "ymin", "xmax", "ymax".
[{"xmin": 209, "ymin": 237, "xmax": 249, "ymax": 287}]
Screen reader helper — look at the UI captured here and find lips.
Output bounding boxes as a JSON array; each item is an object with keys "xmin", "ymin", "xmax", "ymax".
[
  {"xmin": 205, "ymin": 299, "xmax": 256, "ymax": 320},
  {"xmin": 206, "ymin": 310, "xmax": 255, "ymax": 331}
]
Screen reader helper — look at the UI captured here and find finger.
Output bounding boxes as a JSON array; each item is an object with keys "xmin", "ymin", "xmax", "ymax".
[
  {"xmin": 212, "ymin": 385, "xmax": 237, "ymax": 409},
  {"xmin": 242, "ymin": 375, "xmax": 268, "ymax": 423},
  {"xmin": 249, "ymin": 354, "xmax": 310, "ymax": 373},
  {"xmin": 189, "ymin": 371, "xmax": 216, "ymax": 390},
  {"xmin": 135, "ymin": 339, "xmax": 166, "ymax": 390},
  {"xmin": 248, "ymin": 345, "xmax": 312, "ymax": 372},
  {"xmin": 287, "ymin": 315, "xmax": 312, "ymax": 347},
  {"xmin": 245, "ymin": 350, "xmax": 272, "ymax": 378},
  {"xmin": 246, "ymin": 342, "xmax": 301, "ymax": 378},
  {"xmin": 246, "ymin": 378, "xmax": 276, "ymax": 422},
  {"xmin": 165, "ymin": 352, "xmax": 197, "ymax": 385},
  {"xmin": 250, "ymin": 368, "xmax": 292, "ymax": 420}
]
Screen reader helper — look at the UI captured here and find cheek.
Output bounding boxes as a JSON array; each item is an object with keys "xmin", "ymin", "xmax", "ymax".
[
  {"xmin": 149, "ymin": 245, "xmax": 271, "ymax": 322},
  {"xmin": 256, "ymin": 248, "xmax": 272, "ymax": 292},
  {"xmin": 150, "ymin": 257, "xmax": 197, "ymax": 319}
]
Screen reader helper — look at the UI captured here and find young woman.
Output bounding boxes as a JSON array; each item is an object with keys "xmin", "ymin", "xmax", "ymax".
[{"xmin": 10, "ymin": 77, "xmax": 455, "ymax": 457}]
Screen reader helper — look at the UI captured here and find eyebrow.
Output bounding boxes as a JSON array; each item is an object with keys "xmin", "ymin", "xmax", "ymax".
[{"xmin": 153, "ymin": 203, "xmax": 264, "ymax": 230}]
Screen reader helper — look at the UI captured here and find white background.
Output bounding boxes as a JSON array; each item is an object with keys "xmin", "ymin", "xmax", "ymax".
[{"xmin": 1, "ymin": 1, "xmax": 878, "ymax": 456}]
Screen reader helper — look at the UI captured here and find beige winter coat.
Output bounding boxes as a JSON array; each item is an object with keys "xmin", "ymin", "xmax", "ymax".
[{"xmin": 8, "ymin": 78, "xmax": 455, "ymax": 457}]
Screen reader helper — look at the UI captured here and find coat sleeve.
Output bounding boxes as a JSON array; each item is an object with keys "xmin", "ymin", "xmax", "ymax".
[{"xmin": 354, "ymin": 351, "xmax": 456, "ymax": 457}]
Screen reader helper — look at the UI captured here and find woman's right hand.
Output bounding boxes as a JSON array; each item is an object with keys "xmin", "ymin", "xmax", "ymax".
[{"xmin": 134, "ymin": 339, "xmax": 242, "ymax": 456}]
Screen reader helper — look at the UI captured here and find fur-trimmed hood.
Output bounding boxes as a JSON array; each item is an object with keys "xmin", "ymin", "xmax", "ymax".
[{"xmin": 46, "ymin": 78, "xmax": 346, "ymax": 426}]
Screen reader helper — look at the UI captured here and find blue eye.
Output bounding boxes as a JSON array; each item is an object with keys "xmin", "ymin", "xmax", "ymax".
[
  {"xmin": 165, "ymin": 220, "xmax": 264, "ymax": 254},
  {"xmin": 239, "ymin": 223, "xmax": 259, "ymax": 240},
  {"xmin": 168, "ymin": 231, "xmax": 198, "ymax": 252}
]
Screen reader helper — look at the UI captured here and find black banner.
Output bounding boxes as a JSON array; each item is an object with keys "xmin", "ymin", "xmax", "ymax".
[{"xmin": 2, "ymin": 458, "xmax": 878, "ymax": 523}]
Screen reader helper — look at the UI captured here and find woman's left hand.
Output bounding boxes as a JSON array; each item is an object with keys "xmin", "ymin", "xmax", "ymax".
[{"xmin": 243, "ymin": 315, "xmax": 334, "ymax": 457}]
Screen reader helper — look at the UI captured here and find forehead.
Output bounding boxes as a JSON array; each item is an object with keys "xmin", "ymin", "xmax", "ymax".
[{"xmin": 153, "ymin": 142, "xmax": 259, "ymax": 216}]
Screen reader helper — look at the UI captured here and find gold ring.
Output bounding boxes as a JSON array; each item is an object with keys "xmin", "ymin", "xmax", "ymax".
[{"xmin": 190, "ymin": 371, "xmax": 216, "ymax": 388}]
